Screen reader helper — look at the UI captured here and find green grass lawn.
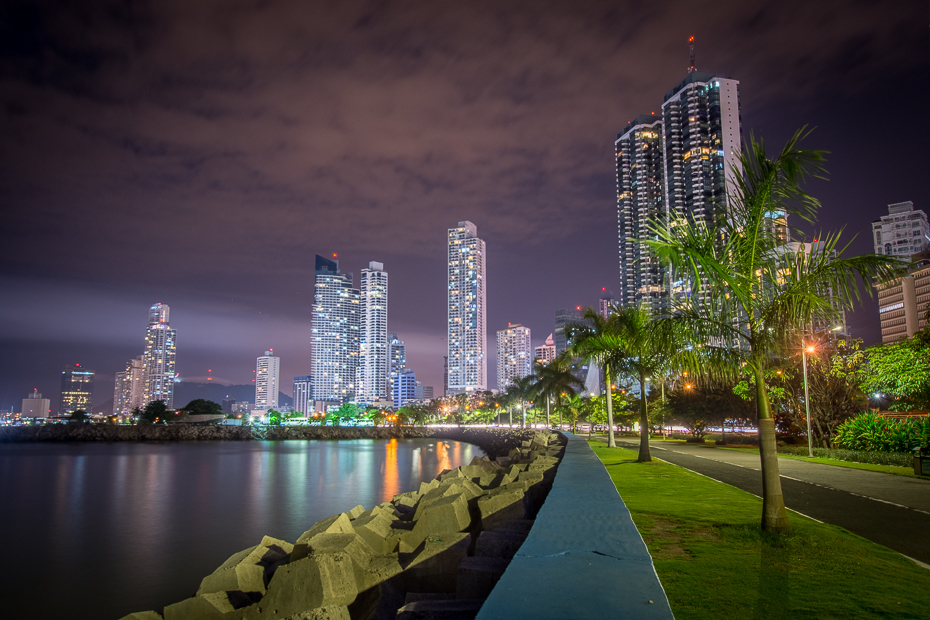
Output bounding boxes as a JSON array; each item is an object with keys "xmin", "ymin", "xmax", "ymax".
[
  {"xmin": 590, "ymin": 441, "xmax": 930, "ymax": 620},
  {"xmin": 709, "ymin": 443, "xmax": 922, "ymax": 478}
]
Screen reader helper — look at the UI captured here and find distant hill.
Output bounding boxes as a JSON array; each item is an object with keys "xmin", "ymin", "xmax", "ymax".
[{"xmin": 173, "ymin": 382, "xmax": 292, "ymax": 408}]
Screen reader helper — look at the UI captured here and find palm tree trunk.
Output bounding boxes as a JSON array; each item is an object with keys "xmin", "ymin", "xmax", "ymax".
[
  {"xmin": 546, "ymin": 397, "xmax": 550, "ymax": 428},
  {"xmin": 605, "ymin": 364, "xmax": 616, "ymax": 448},
  {"xmin": 754, "ymin": 364, "xmax": 791, "ymax": 533},
  {"xmin": 637, "ymin": 374, "xmax": 651, "ymax": 462}
]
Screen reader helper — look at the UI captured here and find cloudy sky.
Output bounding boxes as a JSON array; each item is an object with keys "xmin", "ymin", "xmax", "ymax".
[{"xmin": 1, "ymin": 0, "xmax": 928, "ymax": 411}]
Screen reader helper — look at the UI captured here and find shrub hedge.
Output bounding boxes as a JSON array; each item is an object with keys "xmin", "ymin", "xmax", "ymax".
[{"xmin": 834, "ymin": 412, "xmax": 930, "ymax": 453}]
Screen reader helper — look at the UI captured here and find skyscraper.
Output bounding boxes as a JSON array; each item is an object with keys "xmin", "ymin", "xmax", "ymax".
[
  {"xmin": 496, "ymin": 323, "xmax": 532, "ymax": 389},
  {"xmin": 872, "ymin": 201, "xmax": 930, "ymax": 258},
  {"xmin": 616, "ymin": 62, "xmax": 743, "ymax": 312},
  {"xmin": 447, "ymin": 221, "xmax": 487, "ymax": 394},
  {"xmin": 876, "ymin": 251, "xmax": 930, "ymax": 342},
  {"xmin": 113, "ymin": 355, "xmax": 143, "ymax": 414},
  {"xmin": 293, "ymin": 376, "xmax": 312, "ymax": 415},
  {"xmin": 554, "ymin": 308, "xmax": 583, "ymax": 355},
  {"xmin": 534, "ymin": 334, "xmax": 556, "ymax": 363},
  {"xmin": 312, "ymin": 255, "xmax": 360, "ymax": 406},
  {"xmin": 598, "ymin": 289, "xmax": 615, "ymax": 318},
  {"xmin": 255, "ymin": 350, "xmax": 280, "ymax": 410},
  {"xmin": 142, "ymin": 303, "xmax": 177, "ymax": 409},
  {"xmin": 60, "ymin": 363, "xmax": 94, "ymax": 415},
  {"xmin": 388, "ymin": 333, "xmax": 406, "ymax": 406},
  {"xmin": 394, "ymin": 368, "xmax": 417, "ymax": 408},
  {"xmin": 616, "ymin": 114, "xmax": 667, "ymax": 312},
  {"xmin": 359, "ymin": 262, "xmax": 388, "ymax": 403}
]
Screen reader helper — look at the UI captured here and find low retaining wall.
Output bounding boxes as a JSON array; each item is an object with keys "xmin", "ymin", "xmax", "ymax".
[
  {"xmin": 119, "ymin": 430, "xmax": 565, "ymax": 620},
  {"xmin": 476, "ymin": 432, "xmax": 674, "ymax": 619}
]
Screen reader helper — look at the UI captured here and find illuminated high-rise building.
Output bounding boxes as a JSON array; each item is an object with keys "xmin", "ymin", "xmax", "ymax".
[
  {"xmin": 312, "ymin": 255, "xmax": 360, "ymax": 406},
  {"xmin": 496, "ymin": 323, "xmax": 532, "ymax": 389},
  {"xmin": 293, "ymin": 376, "xmax": 312, "ymax": 415},
  {"xmin": 616, "ymin": 60, "xmax": 743, "ymax": 313},
  {"xmin": 113, "ymin": 355, "xmax": 143, "ymax": 414},
  {"xmin": 60, "ymin": 363, "xmax": 94, "ymax": 415},
  {"xmin": 359, "ymin": 262, "xmax": 388, "ymax": 403},
  {"xmin": 554, "ymin": 308, "xmax": 582, "ymax": 355},
  {"xmin": 142, "ymin": 303, "xmax": 177, "ymax": 409},
  {"xmin": 534, "ymin": 333, "xmax": 556, "ymax": 363},
  {"xmin": 447, "ymin": 221, "xmax": 487, "ymax": 394},
  {"xmin": 255, "ymin": 350, "xmax": 280, "ymax": 409}
]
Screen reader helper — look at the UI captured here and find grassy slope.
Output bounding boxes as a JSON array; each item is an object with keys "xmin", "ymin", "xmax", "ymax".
[
  {"xmin": 710, "ymin": 443, "xmax": 920, "ymax": 478},
  {"xmin": 590, "ymin": 442, "xmax": 930, "ymax": 620}
]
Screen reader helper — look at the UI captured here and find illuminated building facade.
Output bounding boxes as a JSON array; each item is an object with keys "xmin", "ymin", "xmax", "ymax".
[
  {"xmin": 293, "ymin": 376, "xmax": 312, "ymax": 415},
  {"xmin": 312, "ymin": 255, "xmax": 360, "ymax": 406},
  {"xmin": 142, "ymin": 303, "xmax": 177, "ymax": 409},
  {"xmin": 113, "ymin": 355, "xmax": 143, "ymax": 414},
  {"xmin": 534, "ymin": 333, "xmax": 556, "ymax": 363},
  {"xmin": 359, "ymin": 262, "xmax": 388, "ymax": 403},
  {"xmin": 447, "ymin": 221, "xmax": 487, "ymax": 394},
  {"xmin": 872, "ymin": 201, "xmax": 930, "ymax": 258},
  {"xmin": 60, "ymin": 364, "xmax": 94, "ymax": 415},
  {"xmin": 877, "ymin": 251, "xmax": 930, "ymax": 343},
  {"xmin": 497, "ymin": 323, "xmax": 532, "ymax": 389},
  {"xmin": 255, "ymin": 350, "xmax": 280, "ymax": 409}
]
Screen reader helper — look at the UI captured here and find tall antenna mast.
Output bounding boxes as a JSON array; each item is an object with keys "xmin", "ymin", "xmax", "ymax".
[{"xmin": 688, "ymin": 36, "xmax": 696, "ymax": 73}]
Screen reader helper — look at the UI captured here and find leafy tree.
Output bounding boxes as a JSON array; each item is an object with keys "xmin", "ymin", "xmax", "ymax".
[
  {"xmin": 863, "ymin": 329, "xmax": 930, "ymax": 411},
  {"xmin": 645, "ymin": 129, "xmax": 897, "ymax": 532},
  {"xmin": 533, "ymin": 353, "xmax": 585, "ymax": 428},
  {"xmin": 327, "ymin": 403, "xmax": 359, "ymax": 426},
  {"xmin": 141, "ymin": 400, "xmax": 171, "ymax": 424},
  {"xmin": 504, "ymin": 374, "xmax": 537, "ymax": 428},
  {"xmin": 69, "ymin": 409, "xmax": 88, "ymax": 421},
  {"xmin": 182, "ymin": 399, "xmax": 223, "ymax": 417},
  {"xmin": 267, "ymin": 409, "xmax": 281, "ymax": 426}
]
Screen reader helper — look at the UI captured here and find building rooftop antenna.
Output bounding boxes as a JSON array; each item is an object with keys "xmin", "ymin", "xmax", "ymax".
[{"xmin": 688, "ymin": 36, "xmax": 696, "ymax": 74}]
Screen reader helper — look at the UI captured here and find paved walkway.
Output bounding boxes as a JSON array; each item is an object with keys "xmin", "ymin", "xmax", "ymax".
[{"xmin": 608, "ymin": 438, "xmax": 930, "ymax": 566}]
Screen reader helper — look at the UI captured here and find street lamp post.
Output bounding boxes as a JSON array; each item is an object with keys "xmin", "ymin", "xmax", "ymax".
[{"xmin": 802, "ymin": 343, "xmax": 815, "ymax": 458}]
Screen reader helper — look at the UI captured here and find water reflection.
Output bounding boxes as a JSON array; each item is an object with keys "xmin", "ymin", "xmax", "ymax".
[{"xmin": 0, "ymin": 439, "xmax": 481, "ymax": 620}]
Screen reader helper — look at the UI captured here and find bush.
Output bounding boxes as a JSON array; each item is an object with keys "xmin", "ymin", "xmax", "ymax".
[
  {"xmin": 777, "ymin": 445, "xmax": 913, "ymax": 468},
  {"xmin": 834, "ymin": 412, "xmax": 930, "ymax": 453}
]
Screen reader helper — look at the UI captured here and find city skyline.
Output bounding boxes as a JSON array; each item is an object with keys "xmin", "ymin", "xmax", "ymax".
[{"xmin": 1, "ymin": 1, "xmax": 928, "ymax": 410}]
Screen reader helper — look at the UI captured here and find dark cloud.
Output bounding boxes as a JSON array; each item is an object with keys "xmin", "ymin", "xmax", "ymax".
[{"xmin": 1, "ymin": 0, "xmax": 928, "ymax": 409}]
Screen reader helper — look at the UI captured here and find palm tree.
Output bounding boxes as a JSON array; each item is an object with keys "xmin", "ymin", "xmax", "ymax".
[
  {"xmin": 566, "ymin": 310, "xmax": 629, "ymax": 448},
  {"xmin": 645, "ymin": 128, "xmax": 898, "ymax": 532},
  {"xmin": 505, "ymin": 374, "xmax": 537, "ymax": 428},
  {"xmin": 533, "ymin": 353, "xmax": 585, "ymax": 428}
]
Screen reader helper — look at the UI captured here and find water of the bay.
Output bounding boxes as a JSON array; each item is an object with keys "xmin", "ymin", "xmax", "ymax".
[{"xmin": 0, "ymin": 438, "xmax": 482, "ymax": 620}]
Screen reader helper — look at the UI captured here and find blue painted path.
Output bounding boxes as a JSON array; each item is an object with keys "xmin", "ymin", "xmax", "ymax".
[{"xmin": 477, "ymin": 432, "xmax": 675, "ymax": 619}]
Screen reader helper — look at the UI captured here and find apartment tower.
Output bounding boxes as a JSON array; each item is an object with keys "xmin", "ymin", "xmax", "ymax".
[
  {"xmin": 496, "ymin": 323, "xmax": 532, "ymax": 389},
  {"xmin": 255, "ymin": 350, "xmax": 280, "ymax": 410},
  {"xmin": 447, "ymin": 221, "xmax": 487, "ymax": 393},
  {"xmin": 311, "ymin": 255, "xmax": 360, "ymax": 406},
  {"xmin": 142, "ymin": 303, "xmax": 177, "ymax": 409},
  {"xmin": 359, "ymin": 262, "xmax": 388, "ymax": 403}
]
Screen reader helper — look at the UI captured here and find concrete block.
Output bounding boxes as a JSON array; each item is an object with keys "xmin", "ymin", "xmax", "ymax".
[
  {"xmin": 279, "ymin": 606, "xmax": 350, "ymax": 620},
  {"xmin": 477, "ymin": 490, "xmax": 526, "ymax": 531},
  {"xmin": 456, "ymin": 556, "xmax": 509, "ymax": 600},
  {"xmin": 346, "ymin": 504, "xmax": 365, "ymax": 519},
  {"xmin": 404, "ymin": 532, "xmax": 471, "ymax": 593},
  {"xmin": 255, "ymin": 553, "xmax": 357, "ymax": 619},
  {"xmin": 412, "ymin": 493, "xmax": 472, "ymax": 537},
  {"xmin": 352, "ymin": 512, "xmax": 396, "ymax": 554},
  {"xmin": 473, "ymin": 530, "xmax": 527, "ymax": 560},
  {"xmin": 494, "ymin": 456, "xmax": 511, "ymax": 468},
  {"xmin": 393, "ymin": 491, "xmax": 420, "ymax": 507},
  {"xmin": 201, "ymin": 591, "xmax": 261, "ymax": 614},
  {"xmin": 357, "ymin": 553, "xmax": 405, "ymax": 591},
  {"xmin": 199, "ymin": 537, "xmax": 291, "ymax": 596},
  {"xmin": 118, "ymin": 613, "xmax": 163, "ymax": 620},
  {"xmin": 297, "ymin": 513, "xmax": 354, "ymax": 544},
  {"xmin": 488, "ymin": 519, "xmax": 534, "ymax": 535},
  {"xmin": 163, "ymin": 596, "xmax": 230, "ymax": 620},
  {"xmin": 377, "ymin": 502, "xmax": 402, "ymax": 518},
  {"xmin": 418, "ymin": 479, "xmax": 441, "ymax": 495},
  {"xmin": 396, "ymin": 599, "xmax": 484, "ymax": 620},
  {"xmin": 403, "ymin": 593, "xmax": 454, "ymax": 605},
  {"xmin": 438, "ymin": 468, "xmax": 464, "ymax": 482},
  {"xmin": 306, "ymin": 530, "xmax": 402, "ymax": 592}
]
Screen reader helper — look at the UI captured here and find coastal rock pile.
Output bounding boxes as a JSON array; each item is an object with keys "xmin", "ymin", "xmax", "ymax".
[{"xmin": 120, "ymin": 430, "xmax": 565, "ymax": 620}]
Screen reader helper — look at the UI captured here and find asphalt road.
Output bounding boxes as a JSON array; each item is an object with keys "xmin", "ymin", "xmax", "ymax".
[{"xmin": 611, "ymin": 438, "xmax": 930, "ymax": 566}]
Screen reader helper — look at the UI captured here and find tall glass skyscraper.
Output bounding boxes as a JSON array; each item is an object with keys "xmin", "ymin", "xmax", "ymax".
[
  {"xmin": 311, "ymin": 255, "xmax": 360, "ymax": 406},
  {"xmin": 447, "ymin": 221, "xmax": 487, "ymax": 394},
  {"xmin": 359, "ymin": 261, "xmax": 388, "ymax": 404},
  {"xmin": 142, "ymin": 303, "xmax": 177, "ymax": 409},
  {"xmin": 616, "ymin": 68, "xmax": 743, "ymax": 312}
]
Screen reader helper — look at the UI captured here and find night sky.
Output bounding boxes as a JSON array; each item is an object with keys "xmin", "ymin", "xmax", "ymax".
[{"xmin": 1, "ymin": 0, "xmax": 928, "ymax": 412}]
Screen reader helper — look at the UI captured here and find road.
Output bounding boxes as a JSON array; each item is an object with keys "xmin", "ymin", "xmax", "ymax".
[{"xmin": 611, "ymin": 438, "xmax": 930, "ymax": 566}]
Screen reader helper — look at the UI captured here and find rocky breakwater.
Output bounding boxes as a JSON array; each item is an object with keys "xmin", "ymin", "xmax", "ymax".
[{"xmin": 120, "ymin": 430, "xmax": 565, "ymax": 620}]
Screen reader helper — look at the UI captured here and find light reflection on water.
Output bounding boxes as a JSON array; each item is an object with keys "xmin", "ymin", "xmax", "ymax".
[{"xmin": 0, "ymin": 438, "xmax": 481, "ymax": 620}]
